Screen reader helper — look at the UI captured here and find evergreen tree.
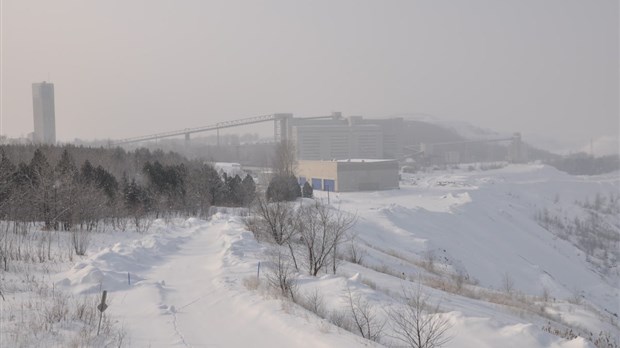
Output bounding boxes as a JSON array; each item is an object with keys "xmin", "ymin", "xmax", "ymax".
[
  {"xmin": 55, "ymin": 149, "xmax": 78, "ymax": 230},
  {"xmin": 205, "ymin": 166, "xmax": 226, "ymax": 205},
  {"xmin": 56, "ymin": 149, "xmax": 77, "ymax": 177},
  {"xmin": 185, "ymin": 164, "xmax": 213, "ymax": 217},
  {"xmin": 80, "ymin": 160, "xmax": 96, "ymax": 184},
  {"xmin": 241, "ymin": 174, "xmax": 256, "ymax": 206},
  {"xmin": 29, "ymin": 149, "xmax": 51, "ymax": 186},
  {"xmin": 302, "ymin": 181, "xmax": 313, "ymax": 198},
  {"xmin": 13, "ymin": 163, "xmax": 32, "ymax": 187},
  {"xmin": 123, "ymin": 179, "xmax": 150, "ymax": 214},
  {"xmin": 220, "ymin": 172, "xmax": 232, "ymax": 205},
  {"xmin": 287, "ymin": 176, "xmax": 301, "ymax": 199},
  {"xmin": 29, "ymin": 149, "xmax": 54, "ymax": 228},
  {"xmin": 0, "ymin": 150, "xmax": 16, "ymax": 216},
  {"xmin": 267, "ymin": 174, "xmax": 301, "ymax": 202},
  {"xmin": 227, "ymin": 174, "xmax": 244, "ymax": 206},
  {"xmin": 94, "ymin": 165, "xmax": 119, "ymax": 199},
  {"xmin": 143, "ymin": 161, "xmax": 186, "ymax": 213}
]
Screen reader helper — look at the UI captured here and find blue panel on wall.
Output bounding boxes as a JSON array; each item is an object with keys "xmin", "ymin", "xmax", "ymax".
[
  {"xmin": 311, "ymin": 178, "xmax": 322, "ymax": 190},
  {"xmin": 299, "ymin": 176, "xmax": 306, "ymax": 185},
  {"xmin": 323, "ymin": 179, "xmax": 335, "ymax": 192}
]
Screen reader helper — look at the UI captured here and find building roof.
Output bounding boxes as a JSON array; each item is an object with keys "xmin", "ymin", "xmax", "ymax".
[
  {"xmin": 335, "ymin": 159, "xmax": 395, "ymax": 163},
  {"xmin": 299, "ymin": 159, "xmax": 396, "ymax": 163}
]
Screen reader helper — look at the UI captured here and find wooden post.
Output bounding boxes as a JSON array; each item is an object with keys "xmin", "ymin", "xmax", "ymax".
[
  {"xmin": 97, "ymin": 290, "xmax": 108, "ymax": 335},
  {"xmin": 257, "ymin": 261, "xmax": 261, "ymax": 281}
]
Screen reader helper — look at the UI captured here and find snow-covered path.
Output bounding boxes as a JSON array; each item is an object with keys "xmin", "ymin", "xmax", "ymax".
[{"xmin": 88, "ymin": 217, "xmax": 361, "ymax": 348}]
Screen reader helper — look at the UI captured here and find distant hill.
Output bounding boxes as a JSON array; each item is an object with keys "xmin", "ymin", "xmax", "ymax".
[{"xmin": 397, "ymin": 115, "xmax": 559, "ymax": 163}]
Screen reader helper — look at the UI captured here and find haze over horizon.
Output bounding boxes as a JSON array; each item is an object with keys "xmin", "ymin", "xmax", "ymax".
[{"xmin": 1, "ymin": 0, "xmax": 618, "ymax": 154}]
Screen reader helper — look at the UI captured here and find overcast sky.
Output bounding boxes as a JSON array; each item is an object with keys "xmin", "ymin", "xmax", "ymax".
[{"xmin": 1, "ymin": 0, "xmax": 618, "ymax": 152}]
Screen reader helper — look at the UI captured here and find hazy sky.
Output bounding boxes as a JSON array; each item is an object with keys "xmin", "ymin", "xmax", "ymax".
[{"xmin": 1, "ymin": 0, "xmax": 618, "ymax": 151}]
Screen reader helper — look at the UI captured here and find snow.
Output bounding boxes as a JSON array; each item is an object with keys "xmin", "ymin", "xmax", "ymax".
[
  {"xmin": 329, "ymin": 165, "xmax": 619, "ymax": 310},
  {"xmin": 56, "ymin": 216, "xmax": 365, "ymax": 347},
  {"xmin": 6, "ymin": 163, "xmax": 618, "ymax": 347}
]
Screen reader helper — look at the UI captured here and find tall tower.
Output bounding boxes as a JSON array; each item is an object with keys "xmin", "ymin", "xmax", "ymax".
[{"xmin": 32, "ymin": 81, "xmax": 56, "ymax": 144}]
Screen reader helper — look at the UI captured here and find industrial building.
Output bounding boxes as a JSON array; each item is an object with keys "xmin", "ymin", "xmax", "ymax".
[
  {"xmin": 290, "ymin": 113, "xmax": 525, "ymax": 165},
  {"xmin": 297, "ymin": 159, "xmax": 399, "ymax": 192},
  {"xmin": 109, "ymin": 111, "xmax": 525, "ymax": 166},
  {"xmin": 32, "ymin": 82, "xmax": 56, "ymax": 144},
  {"xmin": 290, "ymin": 113, "xmax": 404, "ymax": 160}
]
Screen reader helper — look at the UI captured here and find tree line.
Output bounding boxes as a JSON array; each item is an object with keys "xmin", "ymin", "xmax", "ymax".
[{"xmin": 0, "ymin": 145, "xmax": 256, "ymax": 232}]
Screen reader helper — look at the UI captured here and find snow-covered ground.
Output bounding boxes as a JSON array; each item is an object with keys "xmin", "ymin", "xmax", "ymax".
[
  {"xmin": 331, "ymin": 164, "xmax": 619, "ymax": 312},
  {"xmin": 55, "ymin": 217, "xmax": 365, "ymax": 347},
  {"xmin": 2, "ymin": 163, "xmax": 618, "ymax": 347}
]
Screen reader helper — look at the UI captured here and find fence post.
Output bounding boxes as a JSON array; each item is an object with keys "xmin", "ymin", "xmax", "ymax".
[
  {"xmin": 257, "ymin": 261, "xmax": 261, "ymax": 281},
  {"xmin": 97, "ymin": 290, "xmax": 108, "ymax": 335}
]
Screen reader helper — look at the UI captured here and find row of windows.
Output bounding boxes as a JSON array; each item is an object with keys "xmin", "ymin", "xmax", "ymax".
[{"xmin": 297, "ymin": 130, "xmax": 382, "ymax": 160}]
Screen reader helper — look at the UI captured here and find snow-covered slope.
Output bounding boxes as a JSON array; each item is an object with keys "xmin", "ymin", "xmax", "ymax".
[
  {"xmin": 51, "ymin": 164, "xmax": 618, "ymax": 347},
  {"xmin": 323, "ymin": 164, "xmax": 619, "ymax": 342},
  {"xmin": 56, "ymin": 217, "xmax": 367, "ymax": 347},
  {"xmin": 330, "ymin": 164, "xmax": 618, "ymax": 312}
]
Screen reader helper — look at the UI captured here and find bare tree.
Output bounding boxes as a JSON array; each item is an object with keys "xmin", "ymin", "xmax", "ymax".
[
  {"xmin": 247, "ymin": 196, "xmax": 300, "ymax": 270},
  {"xmin": 298, "ymin": 200, "xmax": 356, "ymax": 276},
  {"xmin": 387, "ymin": 285, "xmax": 453, "ymax": 348},
  {"xmin": 328, "ymin": 206, "xmax": 357, "ymax": 274},
  {"xmin": 265, "ymin": 247, "xmax": 298, "ymax": 300},
  {"xmin": 272, "ymin": 139, "xmax": 297, "ymax": 177},
  {"xmin": 300, "ymin": 288, "xmax": 326, "ymax": 317},
  {"xmin": 501, "ymin": 272, "xmax": 515, "ymax": 295},
  {"xmin": 346, "ymin": 287, "xmax": 385, "ymax": 342},
  {"xmin": 74, "ymin": 183, "xmax": 108, "ymax": 231},
  {"xmin": 249, "ymin": 195, "xmax": 297, "ymax": 245},
  {"xmin": 346, "ymin": 233, "xmax": 365, "ymax": 265}
]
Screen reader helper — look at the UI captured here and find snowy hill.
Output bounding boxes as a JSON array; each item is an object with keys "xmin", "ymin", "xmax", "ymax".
[
  {"xmin": 331, "ymin": 164, "xmax": 618, "ymax": 313},
  {"xmin": 3, "ymin": 164, "xmax": 617, "ymax": 347},
  {"xmin": 404, "ymin": 113, "xmax": 511, "ymax": 141}
]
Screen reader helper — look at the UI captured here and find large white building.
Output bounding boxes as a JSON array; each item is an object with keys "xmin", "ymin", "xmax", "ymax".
[{"xmin": 32, "ymin": 82, "xmax": 56, "ymax": 144}]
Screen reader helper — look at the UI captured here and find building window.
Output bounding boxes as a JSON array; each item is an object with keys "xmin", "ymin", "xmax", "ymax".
[
  {"xmin": 298, "ymin": 176, "xmax": 306, "ymax": 185},
  {"xmin": 311, "ymin": 178, "xmax": 322, "ymax": 190},
  {"xmin": 323, "ymin": 179, "xmax": 335, "ymax": 192}
]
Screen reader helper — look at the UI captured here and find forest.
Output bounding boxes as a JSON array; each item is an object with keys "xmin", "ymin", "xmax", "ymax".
[{"xmin": 0, "ymin": 145, "xmax": 256, "ymax": 234}]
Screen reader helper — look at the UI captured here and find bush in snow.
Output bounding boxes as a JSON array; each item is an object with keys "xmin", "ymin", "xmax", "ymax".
[
  {"xmin": 265, "ymin": 247, "xmax": 298, "ymax": 301},
  {"xmin": 266, "ymin": 174, "xmax": 301, "ymax": 202},
  {"xmin": 345, "ymin": 287, "xmax": 385, "ymax": 342},
  {"xmin": 297, "ymin": 288, "xmax": 326, "ymax": 318},
  {"xmin": 386, "ymin": 285, "xmax": 453, "ymax": 348},
  {"xmin": 72, "ymin": 230, "xmax": 91, "ymax": 256}
]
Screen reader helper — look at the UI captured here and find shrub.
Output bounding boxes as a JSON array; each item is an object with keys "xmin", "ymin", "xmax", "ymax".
[
  {"xmin": 302, "ymin": 181, "xmax": 313, "ymax": 198},
  {"xmin": 266, "ymin": 175, "xmax": 301, "ymax": 202}
]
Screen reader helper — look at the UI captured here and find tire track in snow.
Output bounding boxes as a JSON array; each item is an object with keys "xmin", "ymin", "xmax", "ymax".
[{"xmin": 169, "ymin": 290, "xmax": 221, "ymax": 348}]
